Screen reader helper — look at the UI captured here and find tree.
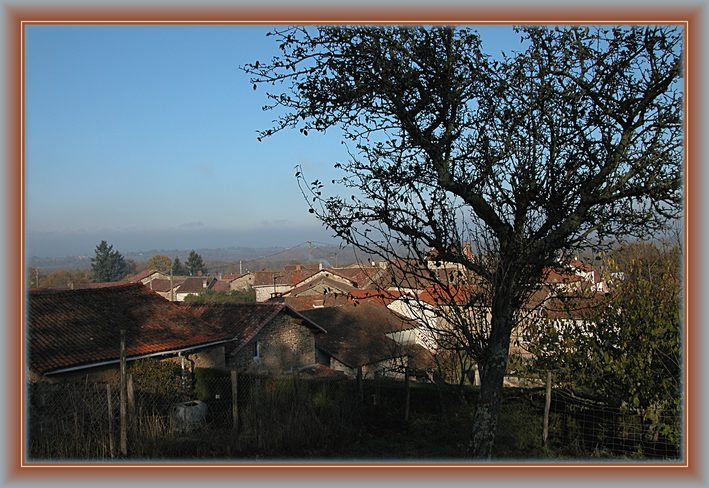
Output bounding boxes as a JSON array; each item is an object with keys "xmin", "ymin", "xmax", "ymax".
[
  {"xmin": 529, "ymin": 242, "xmax": 681, "ymax": 450},
  {"xmin": 186, "ymin": 250, "xmax": 207, "ymax": 276},
  {"xmin": 90, "ymin": 240, "xmax": 128, "ymax": 282},
  {"xmin": 172, "ymin": 257, "xmax": 188, "ymax": 275},
  {"xmin": 244, "ymin": 25, "xmax": 683, "ymax": 458},
  {"xmin": 37, "ymin": 269, "xmax": 90, "ymax": 289},
  {"xmin": 146, "ymin": 255, "xmax": 172, "ymax": 274}
]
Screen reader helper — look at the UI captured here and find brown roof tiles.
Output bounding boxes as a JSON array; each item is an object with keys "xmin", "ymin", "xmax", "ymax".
[{"xmin": 27, "ymin": 283, "xmax": 230, "ymax": 375}]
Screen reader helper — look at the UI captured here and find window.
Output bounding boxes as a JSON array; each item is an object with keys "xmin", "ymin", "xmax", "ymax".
[{"xmin": 252, "ymin": 340, "xmax": 261, "ymax": 361}]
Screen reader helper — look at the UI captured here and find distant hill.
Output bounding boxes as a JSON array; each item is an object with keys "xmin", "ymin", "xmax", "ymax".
[{"xmin": 28, "ymin": 244, "xmax": 383, "ymax": 273}]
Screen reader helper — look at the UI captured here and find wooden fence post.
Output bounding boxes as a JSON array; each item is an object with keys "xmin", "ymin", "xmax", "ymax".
[
  {"xmin": 404, "ymin": 366, "xmax": 410, "ymax": 422},
  {"xmin": 356, "ymin": 367, "xmax": 363, "ymax": 405},
  {"xmin": 543, "ymin": 371, "xmax": 552, "ymax": 448},
  {"xmin": 106, "ymin": 384, "xmax": 114, "ymax": 459},
  {"xmin": 119, "ymin": 329, "xmax": 127, "ymax": 457},
  {"xmin": 231, "ymin": 370, "xmax": 239, "ymax": 433}
]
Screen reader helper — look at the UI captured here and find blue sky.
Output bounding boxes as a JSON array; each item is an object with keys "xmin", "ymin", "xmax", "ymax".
[{"xmin": 25, "ymin": 24, "xmax": 520, "ymax": 257}]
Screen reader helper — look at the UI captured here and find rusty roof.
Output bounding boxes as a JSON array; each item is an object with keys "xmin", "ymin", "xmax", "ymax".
[{"xmin": 27, "ymin": 283, "xmax": 231, "ymax": 375}]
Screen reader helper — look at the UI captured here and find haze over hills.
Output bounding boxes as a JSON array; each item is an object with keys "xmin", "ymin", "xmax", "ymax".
[{"xmin": 27, "ymin": 243, "xmax": 381, "ymax": 273}]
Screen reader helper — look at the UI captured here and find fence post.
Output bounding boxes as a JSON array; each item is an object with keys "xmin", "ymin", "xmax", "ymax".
[
  {"xmin": 404, "ymin": 366, "xmax": 410, "ymax": 422},
  {"xmin": 119, "ymin": 329, "xmax": 127, "ymax": 457},
  {"xmin": 543, "ymin": 370, "xmax": 552, "ymax": 448},
  {"xmin": 106, "ymin": 384, "xmax": 114, "ymax": 459},
  {"xmin": 127, "ymin": 373, "xmax": 135, "ymax": 431},
  {"xmin": 356, "ymin": 367, "xmax": 363, "ymax": 405},
  {"xmin": 231, "ymin": 370, "xmax": 239, "ymax": 433}
]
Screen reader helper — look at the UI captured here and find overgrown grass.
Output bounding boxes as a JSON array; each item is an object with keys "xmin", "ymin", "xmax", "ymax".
[{"xmin": 28, "ymin": 374, "xmax": 681, "ymax": 461}]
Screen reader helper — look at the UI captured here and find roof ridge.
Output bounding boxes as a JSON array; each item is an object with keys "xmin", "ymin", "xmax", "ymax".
[{"xmin": 29, "ymin": 282, "xmax": 143, "ymax": 295}]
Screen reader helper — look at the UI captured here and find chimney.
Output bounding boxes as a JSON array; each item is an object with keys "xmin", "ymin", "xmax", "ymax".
[{"xmin": 319, "ymin": 262, "xmax": 323, "ymax": 271}]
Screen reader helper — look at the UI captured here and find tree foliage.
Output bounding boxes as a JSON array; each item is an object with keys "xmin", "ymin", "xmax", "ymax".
[
  {"xmin": 244, "ymin": 25, "xmax": 683, "ymax": 458},
  {"xmin": 90, "ymin": 240, "xmax": 128, "ymax": 282},
  {"xmin": 186, "ymin": 250, "xmax": 207, "ymax": 276},
  {"xmin": 172, "ymin": 257, "xmax": 188, "ymax": 275},
  {"xmin": 146, "ymin": 255, "xmax": 172, "ymax": 274},
  {"xmin": 529, "ymin": 242, "xmax": 682, "ymax": 446}
]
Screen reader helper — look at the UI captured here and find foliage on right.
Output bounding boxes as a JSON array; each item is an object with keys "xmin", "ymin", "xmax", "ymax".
[{"xmin": 529, "ymin": 242, "xmax": 682, "ymax": 448}]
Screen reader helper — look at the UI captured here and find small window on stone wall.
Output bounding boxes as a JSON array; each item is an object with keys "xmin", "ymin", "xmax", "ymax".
[{"xmin": 252, "ymin": 340, "xmax": 261, "ymax": 361}]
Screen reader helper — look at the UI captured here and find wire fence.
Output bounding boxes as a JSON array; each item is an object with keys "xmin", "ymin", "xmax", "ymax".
[{"xmin": 26, "ymin": 359, "xmax": 682, "ymax": 461}]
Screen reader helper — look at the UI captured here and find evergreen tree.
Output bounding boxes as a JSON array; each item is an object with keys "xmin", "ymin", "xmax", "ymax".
[
  {"xmin": 91, "ymin": 240, "xmax": 128, "ymax": 282},
  {"xmin": 186, "ymin": 250, "xmax": 207, "ymax": 276},
  {"xmin": 172, "ymin": 257, "xmax": 188, "ymax": 275}
]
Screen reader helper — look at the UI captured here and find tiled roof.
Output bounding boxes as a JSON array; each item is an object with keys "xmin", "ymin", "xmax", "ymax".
[
  {"xmin": 211, "ymin": 280, "xmax": 232, "ymax": 292},
  {"xmin": 301, "ymin": 302, "xmax": 415, "ymax": 368},
  {"xmin": 123, "ymin": 269, "xmax": 161, "ymax": 283},
  {"xmin": 326, "ymin": 266, "xmax": 381, "ymax": 285},
  {"xmin": 252, "ymin": 269, "xmax": 318, "ymax": 287},
  {"xmin": 175, "ymin": 277, "xmax": 208, "ymax": 294},
  {"xmin": 69, "ymin": 281, "xmax": 128, "ymax": 289},
  {"xmin": 280, "ymin": 294, "xmax": 353, "ymax": 311},
  {"xmin": 27, "ymin": 283, "xmax": 231, "ymax": 375},
  {"xmin": 183, "ymin": 303, "xmax": 325, "ymax": 355},
  {"xmin": 147, "ymin": 278, "xmax": 185, "ymax": 293},
  {"xmin": 286, "ymin": 276, "xmax": 355, "ymax": 297},
  {"xmin": 569, "ymin": 259, "xmax": 595, "ymax": 272},
  {"xmin": 543, "ymin": 268, "xmax": 584, "ymax": 284}
]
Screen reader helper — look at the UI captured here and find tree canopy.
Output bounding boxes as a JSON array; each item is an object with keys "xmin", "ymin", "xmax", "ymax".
[
  {"xmin": 145, "ymin": 255, "xmax": 172, "ymax": 274},
  {"xmin": 528, "ymin": 241, "xmax": 682, "ymax": 448},
  {"xmin": 90, "ymin": 240, "xmax": 128, "ymax": 282},
  {"xmin": 172, "ymin": 257, "xmax": 188, "ymax": 275},
  {"xmin": 244, "ymin": 25, "xmax": 683, "ymax": 458},
  {"xmin": 186, "ymin": 250, "xmax": 207, "ymax": 276}
]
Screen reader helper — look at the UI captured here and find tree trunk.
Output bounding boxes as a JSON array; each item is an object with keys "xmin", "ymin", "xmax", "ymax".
[{"xmin": 468, "ymin": 292, "xmax": 515, "ymax": 459}]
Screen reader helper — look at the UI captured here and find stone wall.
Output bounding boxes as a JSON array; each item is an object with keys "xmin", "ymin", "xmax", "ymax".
[{"xmin": 230, "ymin": 314, "xmax": 316, "ymax": 374}]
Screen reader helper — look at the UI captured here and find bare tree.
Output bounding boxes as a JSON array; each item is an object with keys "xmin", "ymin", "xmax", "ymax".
[{"xmin": 243, "ymin": 25, "xmax": 683, "ymax": 458}]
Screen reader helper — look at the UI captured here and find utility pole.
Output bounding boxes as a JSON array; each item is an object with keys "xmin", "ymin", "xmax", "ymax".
[
  {"xmin": 307, "ymin": 241, "xmax": 313, "ymax": 263},
  {"xmin": 170, "ymin": 260, "xmax": 175, "ymax": 302}
]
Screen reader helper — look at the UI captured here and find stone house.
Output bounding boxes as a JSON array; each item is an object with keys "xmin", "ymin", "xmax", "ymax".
[
  {"xmin": 300, "ymin": 301, "xmax": 433, "ymax": 380},
  {"xmin": 183, "ymin": 303, "xmax": 326, "ymax": 375}
]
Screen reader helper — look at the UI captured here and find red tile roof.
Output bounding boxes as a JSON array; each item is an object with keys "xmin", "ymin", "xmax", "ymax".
[
  {"xmin": 27, "ymin": 284, "xmax": 231, "ymax": 375},
  {"xmin": 543, "ymin": 268, "xmax": 584, "ymax": 284},
  {"xmin": 211, "ymin": 280, "xmax": 232, "ymax": 292}
]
